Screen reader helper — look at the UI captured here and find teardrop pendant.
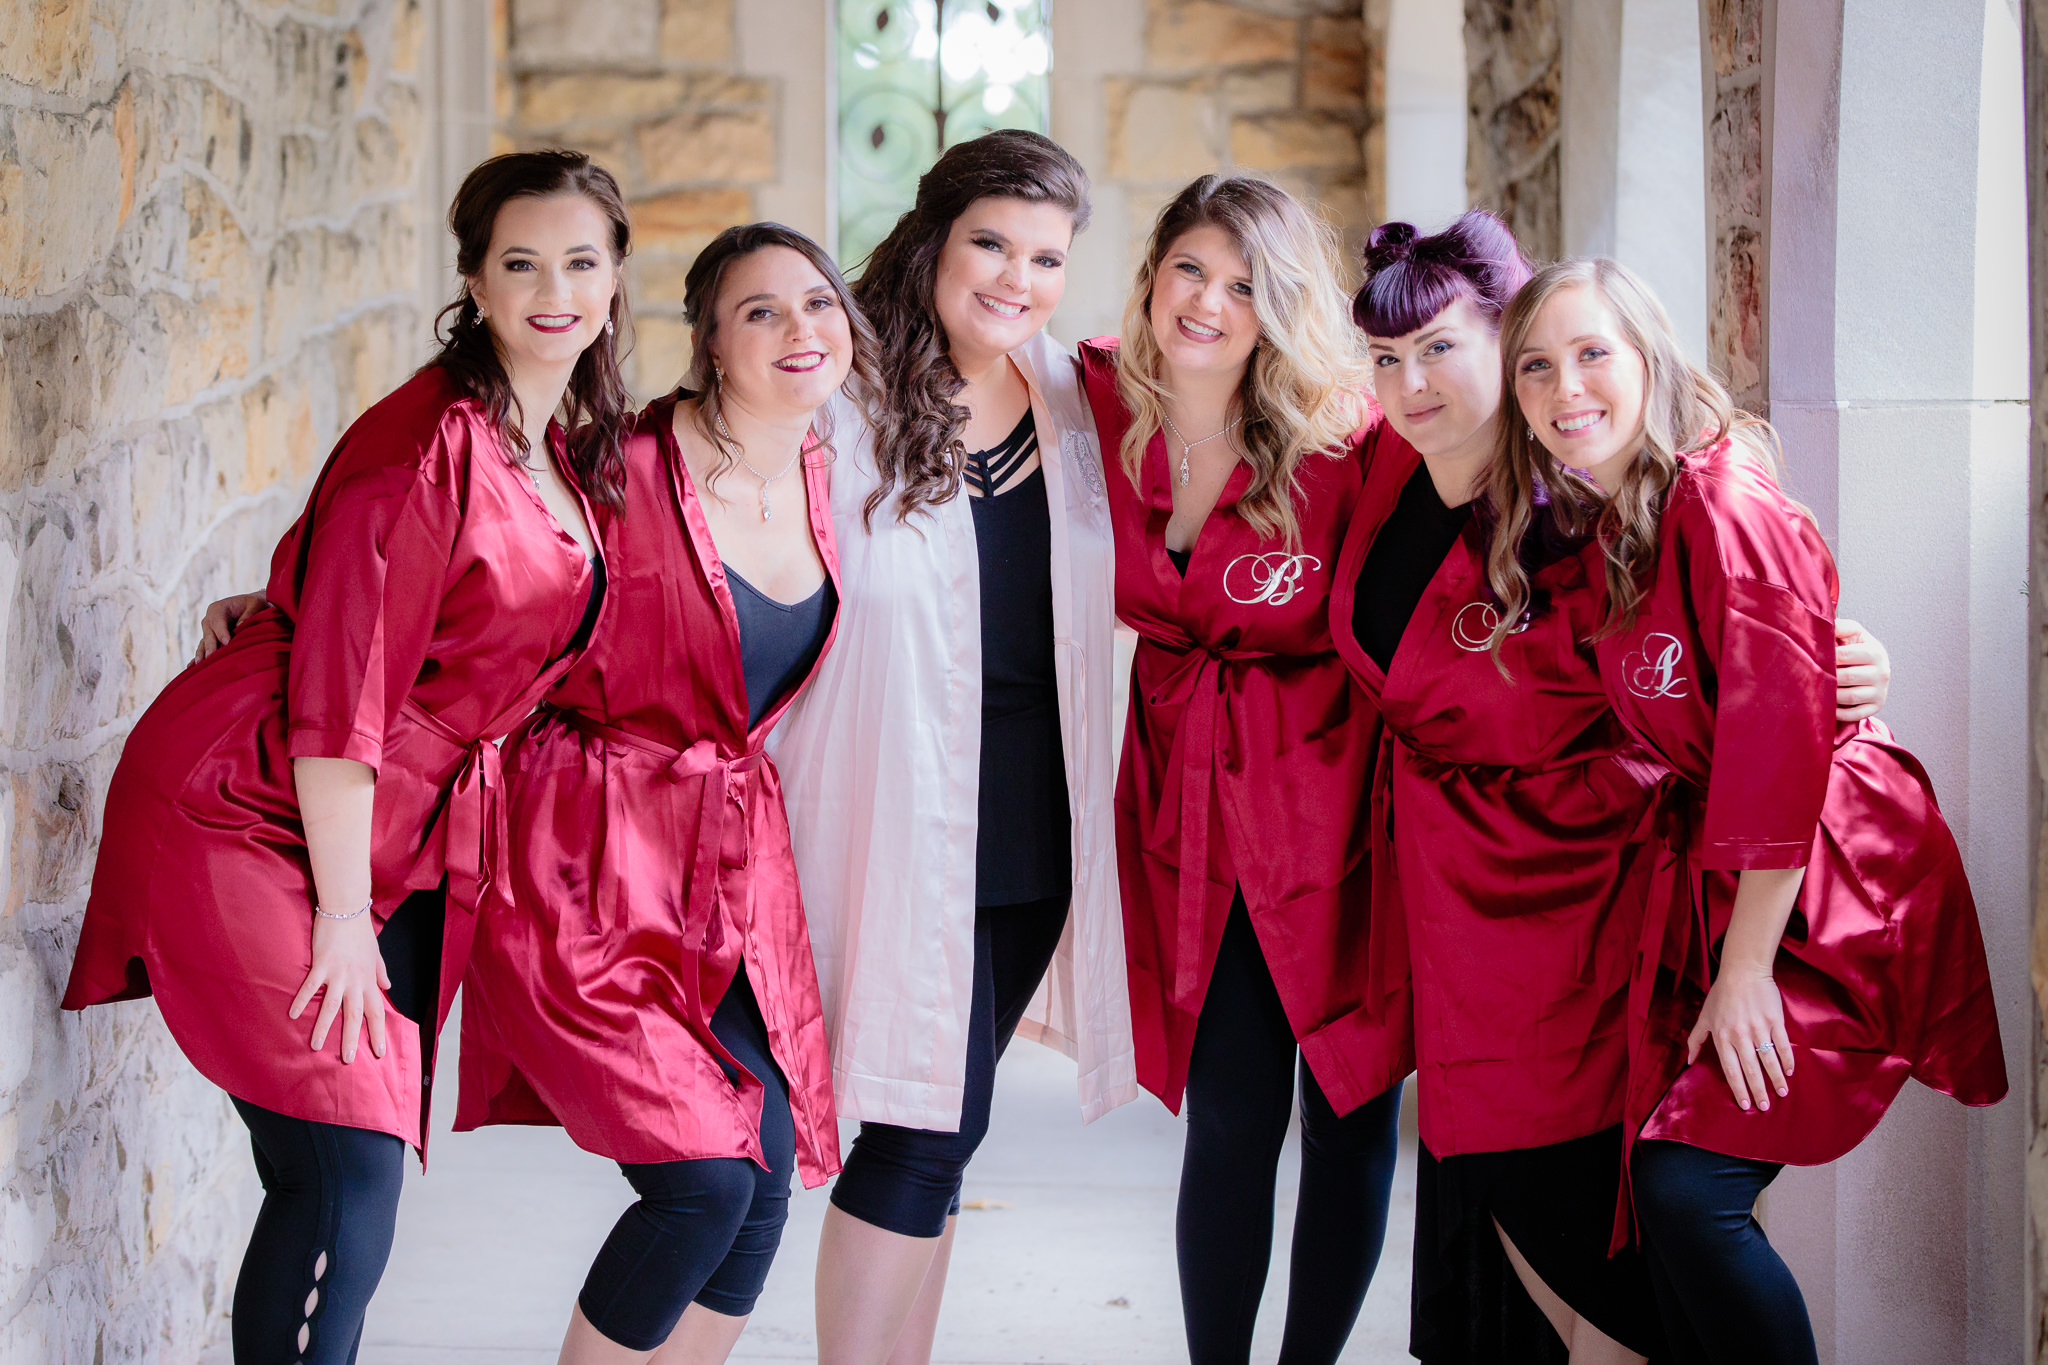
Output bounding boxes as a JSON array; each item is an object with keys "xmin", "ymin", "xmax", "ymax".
[{"xmin": 760, "ymin": 490, "xmax": 773, "ymax": 521}]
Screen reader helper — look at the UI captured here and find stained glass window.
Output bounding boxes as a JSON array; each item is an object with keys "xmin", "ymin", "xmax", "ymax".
[{"xmin": 836, "ymin": 1, "xmax": 1051, "ymax": 272}]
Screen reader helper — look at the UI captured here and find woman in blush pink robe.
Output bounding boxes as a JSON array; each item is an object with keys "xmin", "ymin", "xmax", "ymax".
[{"xmin": 1492, "ymin": 258, "xmax": 2004, "ymax": 1365}]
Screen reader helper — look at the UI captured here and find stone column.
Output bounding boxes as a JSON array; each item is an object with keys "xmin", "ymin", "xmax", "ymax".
[
  {"xmin": 1557, "ymin": 0, "xmax": 1709, "ymax": 357},
  {"xmin": 1763, "ymin": 1, "xmax": 2029, "ymax": 1359},
  {"xmin": 1383, "ymin": 0, "xmax": 1470, "ymax": 230},
  {"xmin": 1701, "ymin": 0, "xmax": 1766, "ymax": 410},
  {"xmin": 2026, "ymin": 0, "xmax": 2048, "ymax": 1356},
  {"xmin": 1464, "ymin": 0, "xmax": 1560, "ymax": 259}
]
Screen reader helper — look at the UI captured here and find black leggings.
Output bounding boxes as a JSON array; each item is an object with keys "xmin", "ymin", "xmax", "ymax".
[
  {"xmin": 828, "ymin": 897, "xmax": 1071, "ymax": 1238},
  {"xmin": 578, "ymin": 967, "xmax": 796, "ymax": 1348},
  {"xmin": 230, "ymin": 1100, "xmax": 406, "ymax": 1365},
  {"xmin": 1177, "ymin": 897, "xmax": 1404, "ymax": 1365},
  {"xmin": 226, "ymin": 888, "xmax": 442, "ymax": 1365},
  {"xmin": 1635, "ymin": 1138, "xmax": 1816, "ymax": 1365}
]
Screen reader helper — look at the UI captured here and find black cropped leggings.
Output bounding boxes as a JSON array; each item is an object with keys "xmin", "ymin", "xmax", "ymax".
[
  {"xmin": 1177, "ymin": 897, "xmax": 1404, "ymax": 1365},
  {"xmin": 226, "ymin": 887, "xmax": 441, "ymax": 1365},
  {"xmin": 1634, "ymin": 1138, "xmax": 1816, "ymax": 1365},
  {"xmin": 829, "ymin": 897, "xmax": 1071, "ymax": 1238},
  {"xmin": 577, "ymin": 967, "xmax": 796, "ymax": 1349}
]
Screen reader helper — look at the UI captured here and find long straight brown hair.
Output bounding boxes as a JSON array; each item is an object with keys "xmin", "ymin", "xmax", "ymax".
[{"xmin": 428, "ymin": 149, "xmax": 635, "ymax": 509}]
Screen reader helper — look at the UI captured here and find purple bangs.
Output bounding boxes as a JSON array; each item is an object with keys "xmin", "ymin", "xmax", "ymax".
[{"xmin": 1353, "ymin": 209, "xmax": 1532, "ymax": 339}]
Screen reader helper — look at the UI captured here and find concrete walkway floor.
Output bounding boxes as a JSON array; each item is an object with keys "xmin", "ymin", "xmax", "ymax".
[{"xmin": 268, "ymin": 1014, "xmax": 1418, "ymax": 1363}]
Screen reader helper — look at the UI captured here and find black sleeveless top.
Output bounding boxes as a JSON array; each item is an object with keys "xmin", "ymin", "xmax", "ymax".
[
  {"xmin": 1352, "ymin": 461, "xmax": 1473, "ymax": 671},
  {"xmin": 725, "ymin": 566, "xmax": 836, "ymax": 730},
  {"xmin": 967, "ymin": 411, "xmax": 1072, "ymax": 906}
]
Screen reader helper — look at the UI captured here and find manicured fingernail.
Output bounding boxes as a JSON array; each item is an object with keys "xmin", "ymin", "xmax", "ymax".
[
  {"xmin": 1738, "ymin": 1099, "xmax": 1750, "ymax": 1110},
  {"xmin": 1758, "ymin": 1100, "xmax": 1769, "ymax": 1111}
]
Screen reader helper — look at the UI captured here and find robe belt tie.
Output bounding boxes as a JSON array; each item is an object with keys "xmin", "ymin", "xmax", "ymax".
[
  {"xmin": 546, "ymin": 708, "xmax": 767, "ymax": 961},
  {"xmin": 1611, "ymin": 770, "xmax": 1695, "ymax": 1254},
  {"xmin": 1142, "ymin": 638, "xmax": 1270, "ymax": 1009},
  {"xmin": 1364, "ymin": 725, "xmax": 1408, "ymax": 1017},
  {"xmin": 401, "ymin": 698, "xmax": 508, "ymax": 921}
]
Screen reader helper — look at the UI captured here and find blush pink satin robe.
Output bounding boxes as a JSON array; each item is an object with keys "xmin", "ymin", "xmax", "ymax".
[
  {"xmin": 64, "ymin": 368, "xmax": 599, "ymax": 1148},
  {"xmin": 1082, "ymin": 341, "xmax": 1411, "ymax": 1118},
  {"xmin": 1601, "ymin": 441, "xmax": 2005, "ymax": 1202},
  {"xmin": 456, "ymin": 397, "xmax": 840, "ymax": 1185},
  {"xmin": 1329, "ymin": 429, "xmax": 1655, "ymax": 1158}
]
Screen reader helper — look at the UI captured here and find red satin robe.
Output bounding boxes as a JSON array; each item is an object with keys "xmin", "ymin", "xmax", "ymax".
[
  {"xmin": 1603, "ymin": 441, "xmax": 2006, "ymax": 1185},
  {"xmin": 64, "ymin": 368, "xmax": 599, "ymax": 1148},
  {"xmin": 456, "ymin": 397, "xmax": 840, "ymax": 1185},
  {"xmin": 1329, "ymin": 430, "xmax": 1654, "ymax": 1158},
  {"xmin": 1082, "ymin": 341, "xmax": 1410, "ymax": 1117}
]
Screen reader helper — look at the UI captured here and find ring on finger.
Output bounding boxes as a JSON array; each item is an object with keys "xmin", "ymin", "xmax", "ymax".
[{"xmin": 1755, "ymin": 1042, "xmax": 1776, "ymax": 1054}]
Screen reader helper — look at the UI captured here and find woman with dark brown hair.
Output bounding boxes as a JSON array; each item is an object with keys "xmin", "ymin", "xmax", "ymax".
[
  {"xmin": 769, "ymin": 129, "xmax": 1136, "ymax": 1365},
  {"xmin": 456, "ymin": 222, "xmax": 882, "ymax": 1365},
  {"xmin": 64, "ymin": 149, "xmax": 631, "ymax": 1365}
]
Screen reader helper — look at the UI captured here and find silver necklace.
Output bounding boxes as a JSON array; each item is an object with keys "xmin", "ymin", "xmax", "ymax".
[
  {"xmin": 1163, "ymin": 412, "xmax": 1243, "ymax": 487},
  {"xmin": 715, "ymin": 409, "xmax": 803, "ymax": 521}
]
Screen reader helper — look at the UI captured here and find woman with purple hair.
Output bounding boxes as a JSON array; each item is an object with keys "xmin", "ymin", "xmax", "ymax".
[{"xmin": 1331, "ymin": 211, "xmax": 1893, "ymax": 1364}]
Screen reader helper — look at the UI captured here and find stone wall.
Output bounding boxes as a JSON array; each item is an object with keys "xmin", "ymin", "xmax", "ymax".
[
  {"xmin": 1463, "ymin": 0, "xmax": 1560, "ymax": 260},
  {"xmin": 1100, "ymin": 0, "xmax": 1383, "ymax": 271},
  {"xmin": 1702, "ymin": 0, "xmax": 1764, "ymax": 409},
  {"xmin": 0, "ymin": 1, "xmax": 427, "ymax": 1358},
  {"xmin": 2028, "ymin": 0, "xmax": 2048, "ymax": 1354},
  {"xmin": 496, "ymin": 0, "xmax": 758, "ymax": 399}
]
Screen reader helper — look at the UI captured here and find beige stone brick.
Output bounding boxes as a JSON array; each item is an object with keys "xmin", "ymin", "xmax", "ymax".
[
  {"xmin": 1145, "ymin": 0, "xmax": 1298, "ymax": 75},
  {"xmin": 1108, "ymin": 79, "xmax": 1221, "ymax": 183},
  {"xmin": 510, "ymin": 0, "xmax": 660, "ymax": 61},
  {"xmin": 1222, "ymin": 69, "xmax": 1295, "ymax": 116},
  {"xmin": 517, "ymin": 71, "xmax": 689, "ymax": 128},
  {"xmin": 638, "ymin": 107, "xmax": 776, "ymax": 185},
  {"xmin": 1705, "ymin": 0, "xmax": 1762, "ymax": 81},
  {"xmin": 633, "ymin": 187, "xmax": 752, "ymax": 254},
  {"xmin": 177, "ymin": 180, "xmax": 256, "ymax": 397},
  {"xmin": 1230, "ymin": 113, "xmax": 1361, "ymax": 174},
  {"xmin": 1303, "ymin": 15, "xmax": 1366, "ymax": 111},
  {"xmin": 1708, "ymin": 79, "xmax": 1762, "ymax": 222},
  {"xmin": 661, "ymin": 0, "xmax": 734, "ymax": 64},
  {"xmin": 391, "ymin": 0, "xmax": 425, "ymax": 74},
  {"xmin": 0, "ymin": 0, "xmax": 95, "ymax": 93},
  {"xmin": 630, "ymin": 314, "xmax": 696, "ymax": 401},
  {"xmin": 631, "ymin": 254, "xmax": 695, "ymax": 308}
]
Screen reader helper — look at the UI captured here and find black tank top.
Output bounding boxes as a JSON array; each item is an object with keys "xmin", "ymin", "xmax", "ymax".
[
  {"xmin": 1352, "ymin": 461, "xmax": 1473, "ymax": 671},
  {"xmin": 967, "ymin": 411, "xmax": 1072, "ymax": 906},
  {"xmin": 725, "ymin": 566, "xmax": 837, "ymax": 730}
]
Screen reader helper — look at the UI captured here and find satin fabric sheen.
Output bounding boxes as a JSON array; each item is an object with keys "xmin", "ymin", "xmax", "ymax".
[
  {"xmin": 1602, "ymin": 442, "xmax": 2005, "ymax": 1212},
  {"xmin": 64, "ymin": 369, "xmax": 598, "ymax": 1148},
  {"xmin": 1081, "ymin": 340, "xmax": 1411, "ymax": 1118},
  {"xmin": 455, "ymin": 399, "xmax": 841, "ymax": 1185},
  {"xmin": 1328, "ymin": 428, "xmax": 1654, "ymax": 1158},
  {"xmin": 770, "ymin": 333, "xmax": 1137, "ymax": 1133}
]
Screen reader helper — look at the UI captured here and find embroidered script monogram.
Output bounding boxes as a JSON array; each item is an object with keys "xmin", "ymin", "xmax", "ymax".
[
  {"xmin": 1223, "ymin": 552, "xmax": 1322, "ymax": 607},
  {"xmin": 1450, "ymin": 601, "xmax": 1530, "ymax": 652},
  {"xmin": 1622, "ymin": 632, "xmax": 1691, "ymax": 699}
]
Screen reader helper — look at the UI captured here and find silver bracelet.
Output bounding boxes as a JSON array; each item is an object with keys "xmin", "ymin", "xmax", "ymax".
[{"xmin": 313, "ymin": 898, "xmax": 373, "ymax": 921}]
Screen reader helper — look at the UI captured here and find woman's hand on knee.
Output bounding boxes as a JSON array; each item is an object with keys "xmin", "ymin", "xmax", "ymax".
[
  {"xmin": 290, "ymin": 912, "xmax": 392, "ymax": 1064},
  {"xmin": 193, "ymin": 590, "xmax": 267, "ymax": 663},
  {"xmin": 1686, "ymin": 966, "xmax": 1792, "ymax": 1113}
]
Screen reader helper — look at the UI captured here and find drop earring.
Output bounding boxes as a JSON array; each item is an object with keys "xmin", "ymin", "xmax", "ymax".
[{"xmin": 605, "ymin": 317, "xmax": 615, "ymax": 337}]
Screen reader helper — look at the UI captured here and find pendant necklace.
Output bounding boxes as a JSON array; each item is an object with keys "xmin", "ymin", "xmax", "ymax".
[
  {"xmin": 1163, "ymin": 411, "xmax": 1243, "ymax": 488},
  {"xmin": 716, "ymin": 409, "xmax": 803, "ymax": 521}
]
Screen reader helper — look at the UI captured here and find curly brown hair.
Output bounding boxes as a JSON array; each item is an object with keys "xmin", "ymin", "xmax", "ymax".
[{"xmin": 851, "ymin": 129, "xmax": 1091, "ymax": 526}]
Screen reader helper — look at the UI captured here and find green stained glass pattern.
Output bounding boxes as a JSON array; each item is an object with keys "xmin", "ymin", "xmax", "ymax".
[{"xmin": 836, "ymin": 0, "xmax": 1050, "ymax": 274}]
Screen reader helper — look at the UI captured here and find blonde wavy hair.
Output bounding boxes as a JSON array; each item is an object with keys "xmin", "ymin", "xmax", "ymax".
[
  {"xmin": 1482, "ymin": 257, "xmax": 1779, "ymax": 656},
  {"xmin": 1113, "ymin": 175, "xmax": 1370, "ymax": 547}
]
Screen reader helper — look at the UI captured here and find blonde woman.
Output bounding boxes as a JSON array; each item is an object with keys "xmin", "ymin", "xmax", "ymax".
[
  {"xmin": 1079, "ymin": 174, "xmax": 1404, "ymax": 1365},
  {"xmin": 1487, "ymin": 258, "xmax": 2005, "ymax": 1364}
]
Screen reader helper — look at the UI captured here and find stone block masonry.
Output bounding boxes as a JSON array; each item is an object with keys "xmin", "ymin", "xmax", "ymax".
[
  {"xmin": 500, "ymin": 0, "xmax": 756, "ymax": 399},
  {"xmin": 1103, "ymin": 0, "xmax": 1382, "ymax": 270},
  {"xmin": 1464, "ymin": 0, "xmax": 1560, "ymax": 261},
  {"xmin": 0, "ymin": 0, "xmax": 428, "ymax": 1358}
]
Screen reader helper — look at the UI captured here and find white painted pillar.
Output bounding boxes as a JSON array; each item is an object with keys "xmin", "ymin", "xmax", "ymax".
[
  {"xmin": 1559, "ymin": 0, "xmax": 1709, "ymax": 358},
  {"xmin": 1383, "ymin": 0, "xmax": 1468, "ymax": 231},
  {"xmin": 1764, "ymin": 2, "xmax": 2028, "ymax": 1360},
  {"xmin": 417, "ymin": 0, "xmax": 496, "ymax": 335}
]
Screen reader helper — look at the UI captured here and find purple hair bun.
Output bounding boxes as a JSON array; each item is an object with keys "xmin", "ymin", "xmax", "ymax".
[{"xmin": 1353, "ymin": 208, "xmax": 1532, "ymax": 338}]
